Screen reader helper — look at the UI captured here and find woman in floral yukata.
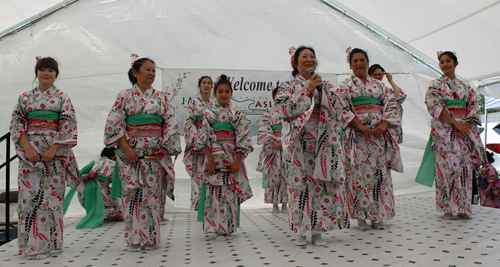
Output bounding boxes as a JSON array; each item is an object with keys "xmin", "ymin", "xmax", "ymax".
[
  {"xmin": 275, "ymin": 46, "xmax": 349, "ymax": 246},
  {"xmin": 196, "ymin": 74, "xmax": 253, "ymax": 241},
  {"xmin": 64, "ymin": 147, "xmax": 125, "ymax": 229},
  {"xmin": 256, "ymin": 87, "xmax": 288, "ymax": 213},
  {"xmin": 104, "ymin": 57, "xmax": 181, "ymax": 251},
  {"xmin": 369, "ymin": 64, "xmax": 405, "ymax": 144},
  {"xmin": 423, "ymin": 51, "xmax": 486, "ymax": 219},
  {"xmin": 336, "ymin": 48, "xmax": 405, "ymax": 230},
  {"xmin": 183, "ymin": 76, "xmax": 213, "ymax": 211},
  {"xmin": 10, "ymin": 57, "xmax": 83, "ymax": 260}
]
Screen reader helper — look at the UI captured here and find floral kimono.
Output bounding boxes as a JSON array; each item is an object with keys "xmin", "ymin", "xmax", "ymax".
[
  {"xmin": 10, "ymin": 86, "xmax": 82, "ymax": 256},
  {"xmin": 425, "ymin": 76, "xmax": 486, "ymax": 216},
  {"xmin": 104, "ymin": 84, "xmax": 181, "ymax": 246},
  {"xmin": 77, "ymin": 157, "xmax": 125, "ymax": 222},
  {"xmin": 256, "ymin": 106, "xmax": 287, "ymax": 205},
  {"xmin": 183, "ymin": 96, "xmax": 213, "ymax": 211},
  {"xmin": 196, "ymin": 99, "xmax": 253, "ymax": 234},
  {"xmin": 336, "ymin": 75, "xmax": 405, "ymax": 223},
  {"xmin": 275, "ymin": 75, "xmax": 349, "ymax": 236},
  {"xmin": 478, "ymin": 163, "xmax": 500, "ymax": 209}
]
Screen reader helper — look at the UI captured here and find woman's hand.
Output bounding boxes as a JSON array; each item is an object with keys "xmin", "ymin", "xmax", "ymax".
[
  {"xmin": 231, "ymin": 158, "xmax": 242, "ymax": 173},
  {"xmin": 373, "ymin": 121, "xmax": 388, "ymax": 139},
  {"xmin": 456, "ymin": 122, "xmax": 471, "ymax": 139},
  {"xmin": 205, "ymin": 159, "xmax": 216, "ymax": 175},
  {"xmin": 24, "ymin": 147, "xmax": 40, "ymax": 163},
  {"xmin": 271, "ymin": 140, "xmax": 282, "ymax": 150},
  {"xmin": 123, "ymin": 146, "xmax": 139, "ymax": 164},
  {"xmin": 41, "ymin": 146, "xmax": 57, "ymax": 162},
  {"xmin": 359, "ymin": 124, "xmax": 373, "ymax": 140},
  {"xmin": 485, "ymin": 188, "xmax": 494, "ymax": 199},
  {"xmin": 385, "ymin": 72, "xmax": 393, "ymax": 82},
  {"xmin": 307, "ymin": 74, "xmax": 322, "ymax": 94}
]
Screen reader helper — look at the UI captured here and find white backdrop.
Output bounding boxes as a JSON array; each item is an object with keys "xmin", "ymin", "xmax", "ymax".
[{"xmin": 0, "ymin": 0, "xmax": 463, "ymax": 214}]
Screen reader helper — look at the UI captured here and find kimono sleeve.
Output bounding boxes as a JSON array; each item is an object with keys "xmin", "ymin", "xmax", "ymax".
[
  {"xmin": 334, "ymin": 81, "xmax": 356, "ymax": 129},
  {"xmin": 53, "ymin": 93, "xmax": 78, "ymax": 147},
  {"xmin": 275, "ymin": 81, "xmax": 311, "ymax": 119},
  {"xmin": 234, "ymin": 111, "xmax": 254, "ymax": 158},
  {"xmin": 10, "ymin": 94, "xmax": 28, "ymax": 144},
  {"xmin": 256, "ymin": 109, "xmax": 274, "ymax": 145},
  {"xmin": 395, "ymin": 88, "xmax": 407, "ymax": 105},
  {"xmin": 104, "ymin": 91, "xmax": 127, "ymax": 147},
  {"xmin": 425, "ymin": 80, "xmax": 445, "ymax": 119},
  {"xmin": 465, "ymin": 85, "xmax": 481, "ymax": 126},
  {"xmin": 183, "ymin": 99, "xmax": 198, "ymax": 147},
  {"xmin": 194, "ymin": 109, "xmax": 215, "ymax": 150},
  {"xmin": 159, "ymin": 96, "xmax": 181, "ymax": 156},
  {"xmin": 381, "ymin": 84, "xmax": 402, "ymax": 126}
]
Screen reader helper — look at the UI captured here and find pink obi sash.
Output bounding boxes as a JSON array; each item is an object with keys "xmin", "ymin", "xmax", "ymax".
[
  {"xmin": 27, "ymin": 118, "xmax": 59, "ymax": 132},
  {"xmin": 126, "ymin": 123, "xmax": 162, "ymax": 137}
]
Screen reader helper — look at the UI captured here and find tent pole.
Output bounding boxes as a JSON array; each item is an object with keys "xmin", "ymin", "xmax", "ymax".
[{"xmin": 484, "ymin": 109, "xmax": 488, "ymax": 147}]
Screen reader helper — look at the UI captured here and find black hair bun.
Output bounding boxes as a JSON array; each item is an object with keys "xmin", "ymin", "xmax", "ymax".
[{"xmin": 220, "ymin": 74, "xmax": 228, "ymax": 81}]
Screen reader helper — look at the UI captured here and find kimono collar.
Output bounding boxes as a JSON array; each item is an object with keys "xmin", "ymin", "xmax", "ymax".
[
  {"xmin": 440, "ymin": 75, "xmax": 459, "ymax": 83},
  {"xmin": 199, "ymin": 95, "xmax": 214, "ymax": 105},
  {"xmin": 35, "ymin": 85, "xmax": 57, "ymax": 95},
  {"xmin": 133, "ymin": 84, "xmax": 154, "ymax": 96},
  {"xmin": 214, "ymin": 98, "xmax": 231, "ymax": 108},
  {"xmin": 293, "ymin": 74, "xmax": 309, "ymax": 87},
  {"xmin": 351, "ymin": 75, "xmax": 372, "ymax": 87}
]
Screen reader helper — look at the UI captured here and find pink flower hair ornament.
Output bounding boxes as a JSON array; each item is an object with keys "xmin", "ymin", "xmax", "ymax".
[
  {"xmin": 130, "ymin": 53, "xmax": 140, "ymax": 68},
  {"xmin": 345, "ymin": 46, "xmax": 352, "ymax": 64},
  {"xmin": 289, "ymin": 46, "xmax": 297, "ymax": 67}
]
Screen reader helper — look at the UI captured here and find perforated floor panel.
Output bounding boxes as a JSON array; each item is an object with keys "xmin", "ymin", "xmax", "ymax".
[{"xmin": 1, "ymin": 193, "xmax": 499, "ymax": 266}]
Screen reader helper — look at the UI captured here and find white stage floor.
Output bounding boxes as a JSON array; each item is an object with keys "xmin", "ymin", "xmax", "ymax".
[{"xmin": 1, "ymin": 193, "xmax": 499, "ymax": 267}]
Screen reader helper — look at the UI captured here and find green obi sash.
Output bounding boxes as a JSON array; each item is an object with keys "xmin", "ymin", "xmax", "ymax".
[
  {"xmin": 26, "ymin": 110, "xmax": 60, "ymax": 120},
  {"xmin": 352, "ymin": 97, "xmax": 383, "ymax": 106},
  {"xmin": 211, "ymin": 122, "xmax": 235, "ymax": 132},
  {"xmin": 415, "ymin": 100, "xmax": 467, "ymax": 187},
  {"xmin": 195, "ymin": 116, "xmax": 204, "ymax": 121},
  {"xmin": 64, "ymin": 161, "xmax": 113, "ymax": 229},
  {"xmin": 125, "ymin": 114, "xmax": 163, "ymax": 125},
  {"xmin": 271, "ymin": 124, "xmax": 282, "ymax": 131},
  {"xmin": 197, "ymin": 182, "xmax": 241, "ymax": 227},
  {"xmin": 444, "ymin": 100, "xmax": 467, "ymax": 109}
]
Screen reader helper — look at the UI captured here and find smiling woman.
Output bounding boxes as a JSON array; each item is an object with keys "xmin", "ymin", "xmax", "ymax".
[
  {"xmin": 336, "ymin": 47, "xmax": 405, "ymax": 231},
  {"xmin": 195, "ymin": 74, "xmax": 254, "ymax": 242},
  {"xmin": 104, "ymin": 56, "xmax": 181, "ymax": 252},
  {"xmin": 10, "ymin": 57, "xmax": 83, "ymax": 260},
  {"xmin": 421, "ymin": 51, "xmax": 487, "ymax": 220},
  {"xmin": 276, "ymin": 46, "xmax": 349, "ymax": 247}
]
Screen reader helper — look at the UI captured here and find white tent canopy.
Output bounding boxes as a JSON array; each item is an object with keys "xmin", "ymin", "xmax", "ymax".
[
  {"xmin": 332, "ymin": 0, "xmax": 500, "ymax": 84},
  {"xmin": 1, "ymin": 0, "xmax": 491, "ymax": 210}
]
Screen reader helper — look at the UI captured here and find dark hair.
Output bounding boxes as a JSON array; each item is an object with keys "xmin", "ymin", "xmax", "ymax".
[
  {"xmin": 438, "ymin": 51, "xmax": 458, "ymax": 63},
  {"xmin": 292, "ymin": 46, "xmax": 316, "ymax": 77},
  {"xmin": 198, "ymin": 76, "xmax": 212, "ymax": 88},
  {"xmin": 368, "ymin": 64, "xmax": 385, "ymax": 75},
  {"xmin": 35, "ymin": 57, "xmax": 59, "ymax": 79},
  {"xmin": 486, "ymin": 151, "xmax": 495, "ymax": 164},
  {"xmin": 101, "ymin": 147, "xmax": 116, "ymax": 159},
  {"xmin": 349, "ymin": 48, "xmax": 369, "ymax": 65},
  {"xmin": 214, "ymin": 74, "xmax": 232, "ymax": 95},
  {"xmin": 272, "ymin": 87, "xmax": 279, "ymax": 99},
  {"xmin": 128, "ymin": 58, "xmax": 155, "ymax": 85}
]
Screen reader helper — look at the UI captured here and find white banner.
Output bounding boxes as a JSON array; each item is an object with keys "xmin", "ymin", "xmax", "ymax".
[{"xmin": 162, "ymin": 68, "xmax": 338, "ymax": 135}]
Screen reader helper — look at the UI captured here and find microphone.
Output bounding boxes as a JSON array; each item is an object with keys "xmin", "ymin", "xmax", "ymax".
[{"xmin": 308, "ymin": 68, "xmax": 322, "ymax": 94}]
